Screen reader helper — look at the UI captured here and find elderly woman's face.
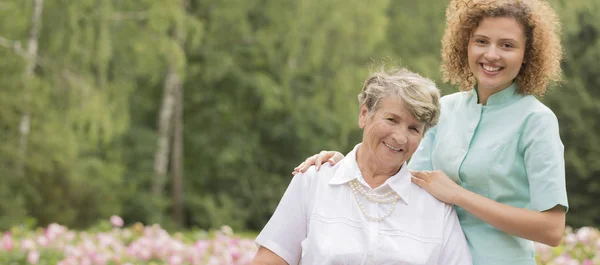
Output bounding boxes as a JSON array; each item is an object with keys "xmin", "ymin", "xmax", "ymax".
[{"xmin": 358, "ymin": 96, "xmax": 425, "ymax": 168}]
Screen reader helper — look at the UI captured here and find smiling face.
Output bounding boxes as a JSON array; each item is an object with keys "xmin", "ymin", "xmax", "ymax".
[
  {"xmin": 358, "ymin": 96, "xmax": 425, "ymax": 170},
  {"xmin": 468, "ymin": 16, "xmax": 527, "ymax": 96}
]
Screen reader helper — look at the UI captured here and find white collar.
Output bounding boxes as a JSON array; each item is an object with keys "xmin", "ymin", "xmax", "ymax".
[{"xmin": 328, "ymin": 144, "xmax": 415, "ymax": 204}]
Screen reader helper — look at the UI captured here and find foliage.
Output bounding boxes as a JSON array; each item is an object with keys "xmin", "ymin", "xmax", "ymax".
[
  {"xmin": 0, "ymin": 0, "xmax": 597, "ymax": 232},
  {"xmin": 536, "ymin": 227, "xmax": 600, "ymax": 265},
  {"xmin": 0, "ymin": 220, "xmax": 599, "ymax": 265},
  {"xmin": 545, "ymin": 0, "xmax": 600, "ymax": 227},
  {"xmin": 0, "ymin": 217, "xmax": 257, "ymax": 265}
]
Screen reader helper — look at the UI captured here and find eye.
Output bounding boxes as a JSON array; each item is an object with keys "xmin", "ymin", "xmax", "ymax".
[
  {"xmin": 409, "ymin": 126, "xmax": 420, "ymax": 133},
  {"xmin": 474, "ymin": 38, "xmax": 487, "ymax": 44},
  {"xmin": 386, "ymin": 118, "xmax": 396, "ymax": 123},
  {"xmin": 502, "ymin": 43, "xmax": 514, "ymax": 48}
]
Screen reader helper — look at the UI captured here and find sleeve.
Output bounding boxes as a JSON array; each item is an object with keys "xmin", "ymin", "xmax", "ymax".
[
  {"xmin": 408, "ymin": 125, "xmax": 437, "ymax": 171},
  {"xmin": 437, "ymin": 205, "xmax": 473, "ymax": 265},
  {"xmin": 255, "ymin": 172, "xmax": 311, "ymax": 265},
  {"xmin": 520, "ymin": 110, "xmax": 569, "ymax": 212}
]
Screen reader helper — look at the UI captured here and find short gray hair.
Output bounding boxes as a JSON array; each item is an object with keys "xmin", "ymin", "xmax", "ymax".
[{"xmin": 358, "ymin": 68, "xmax": 441, "ymax": 131}]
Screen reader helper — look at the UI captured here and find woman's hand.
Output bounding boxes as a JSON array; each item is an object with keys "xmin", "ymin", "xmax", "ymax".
[
  {"xmin": 410, "ymin": 170, "xmax": 463, "ymax": 205},
  {"xmin": 292, "ymin": 151, "xmax": 344, "ymax": 175}
]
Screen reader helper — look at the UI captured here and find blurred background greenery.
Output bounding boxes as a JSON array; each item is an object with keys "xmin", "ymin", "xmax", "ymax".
[{"xmin": 0, "ymin": 0, "xmax": 597, "ymax": 232}]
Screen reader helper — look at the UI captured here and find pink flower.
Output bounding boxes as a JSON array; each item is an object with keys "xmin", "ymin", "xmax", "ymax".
[
  {"xmin": 110, "ymin": 215, "xmax": 124, "ymax": 228},
  {"xmin": 65, "ymin": 245, "xmax": 83, "ymax": 257},
  {"xmin": 552, "ymin": 255, "xmax": 569, "ymax": 265},
  {"xmin": 45, "ymin": 223, "xmax": 65, "ymax": 241},
  {"xmin": 91, "ymin": 252, "xmax": 108, "ymax": 265},
  {"xmin": 169, "ymin": 255, "xmax": 183, "ymax": 265},
  {"xmin": 27, "ymin": 250, "xmax": 40, "ymax": 264},
  {"xmin": 194, "ymin": 239, "xmax": 210, "ymax": 251},
  {"xmin": 139, "ymin": 248, "xmax": 152, "ymax": 260},
  {"xmin": 576, "ymin": 227, "xmax": 592, "ymax": 243},
  {"xmin": 82, "ymin": 239, "xmax": 96, "ymax": 253},
  {"xmin": 97, "ymin": 233, "xmax": 113, "ymax": 247},
  {"xmin": 231, "ymin": 248, "xmax": 241, "ymax": 260},
  {"xmin": 21, "ymin": 239, "xmax": 36, "ymax": 251},
  {"xmin": 564, "ymin": 234, "xmax": 577, "ymax": 246},
  {"xmin": 36, "ymin": 235, "xmax": 49, "ymax": 247},
  {"xmin": 2, "ymin": 233, "xmax": 13, "ymax": 251},
  {"xmin": 80, "ymin": 257, "xmax": 92, "ymax": 265},
  {"xmin": 582, "ymin": 259, "xmax": 593, "ymax": 265},
  {"xmin": 57, "ymin": 257, "xmax": 78, "ymax": 265}
]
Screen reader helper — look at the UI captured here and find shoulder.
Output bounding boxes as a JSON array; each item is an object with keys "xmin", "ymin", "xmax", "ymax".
[
  {"xmin": 432, "ymin": 91, "xmax": 472, "ymax": 128},
  {"xmin": 293, "ymin": 162, "xmax": 343, "ymax": 189},
  {"xmin": 517, "ymin": 96, "xmax": 560, "ymax": 129},
  {"xmin": 519, "ymin": 96, "xmax": 556, "ymax": 114},
  {"xmin": 406, "ymin": 183, "xmax": 456, "ymax": 234},
  {"xmin": 439, "ymin": 91, "xmax": 473, "ymax": 114},
  {"xmin": 441, "ymin": 91, "xmax": 470, "ymax": 104},
  {"xmin": 410, "ymin": 183, "xmax": 453, "ymax": 214}
]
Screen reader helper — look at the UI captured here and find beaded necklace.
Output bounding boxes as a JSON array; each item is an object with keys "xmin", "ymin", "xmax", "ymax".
[{"xmin": 348, "ymin": 179, "xmax": 400, "ymax": 222}]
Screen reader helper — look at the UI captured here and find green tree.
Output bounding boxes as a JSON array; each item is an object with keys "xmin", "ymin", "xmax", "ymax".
[
  {"xmin": 181, "ymin": 0, "xmax": 391, "ymax": 230},
  {"xmin": 546, "ymin": 0, "xmax": 600, "ymax": 228}
]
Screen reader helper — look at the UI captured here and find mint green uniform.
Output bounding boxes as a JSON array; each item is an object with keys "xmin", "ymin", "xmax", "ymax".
[{"xmin": 408, "ymin": 83, "xmax": 569, "ymax": 265}]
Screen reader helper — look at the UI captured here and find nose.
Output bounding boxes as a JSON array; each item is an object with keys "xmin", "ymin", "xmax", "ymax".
[
  {"xmin": 392, "ymin": 128, "xmax": 408, "ymax": 145},
  {"xmin": 484, "ymin": 45, "xmax": 500, "ymax": 61}
]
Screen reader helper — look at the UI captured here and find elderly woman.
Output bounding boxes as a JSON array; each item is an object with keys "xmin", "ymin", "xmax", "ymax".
[{"xmin": 251, "ymin": 68, "xmax": 472, "ymax": 265}]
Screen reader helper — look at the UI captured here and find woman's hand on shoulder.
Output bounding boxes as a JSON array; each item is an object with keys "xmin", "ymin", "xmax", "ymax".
[
  {"xmin": 410, "ymin": 170, "xmax": 462, "ymax": 204},
  {"xmin": 292, "ymin": 150, "xmax": 344, "ymax": 175}
]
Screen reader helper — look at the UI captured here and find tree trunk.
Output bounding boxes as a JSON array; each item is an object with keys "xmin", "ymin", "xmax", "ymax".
[
  {"xmin": 17, "ymin": 0, "xmax": 44, "ymax": 177},
  {"xmin": 152, "ymin": 65, "xmax": 179, "ymax": 196},
  {"xmin": 170, "ymin": 0, "xmax": 189, "ymax": 227},
  {"xmin": 171, "ymin": 76, "xmax": 184, "ymax": 227}
]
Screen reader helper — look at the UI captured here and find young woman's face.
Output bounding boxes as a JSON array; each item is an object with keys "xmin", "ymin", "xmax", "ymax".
[{"xmin": 468, "ymin": 16, "xmax": 527, "ymax": 93}]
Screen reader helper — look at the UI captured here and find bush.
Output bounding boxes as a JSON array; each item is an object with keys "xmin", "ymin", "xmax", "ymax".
[
  {"xmin": 1, "ymin": 218, "xmax": 598, "ymax": 265},
  {"xmin": 0, "ymin": 217, "xmax": 257, "ymax": 265}
]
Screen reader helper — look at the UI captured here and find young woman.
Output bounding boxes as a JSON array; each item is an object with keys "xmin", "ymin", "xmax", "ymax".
[{"xmin": 292, "ymin": 1, "xmax": 568, "ymax": 264}]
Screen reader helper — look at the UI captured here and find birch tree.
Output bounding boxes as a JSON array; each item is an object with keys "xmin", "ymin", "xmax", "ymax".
[
  {"xmin": 16, "ymin": 0, "xmax": 44, "ymax": 178},
  {"xmin": 151, "ymin": 0, "xmax": 188, "ymax": 200}
]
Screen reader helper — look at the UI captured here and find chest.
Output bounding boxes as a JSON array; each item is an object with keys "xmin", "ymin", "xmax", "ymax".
[
  {"xmin": 430, "ymin": 104, "xmax": 529, "ymax": 200},
  {"xmin": 300, "ymin": 185, "xmax": 445, "ymax": 265}
]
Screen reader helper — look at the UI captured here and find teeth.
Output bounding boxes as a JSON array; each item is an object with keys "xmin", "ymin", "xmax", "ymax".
[
  {"xmin": 482, "ymin": 64, "xmax": 501, "ymax": 72},
  {"xmin": 384, "ymin": 142, "xmax": 401, "ymax": 152}
]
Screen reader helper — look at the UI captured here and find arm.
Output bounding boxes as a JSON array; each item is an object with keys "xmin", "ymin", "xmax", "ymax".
[
  {"xmin": 251, "ymin": 247, "xmax": 289, "ymax": 265},
  {"xmin": 411, "ymin": 111, "xmax": 568, "ymax": 247},
  {"xmin": 412, "ymin": 171, "xmax": 565, "ymax": 246},
  {"xmin": 253, "ymin": 172, "xmax": 311, "ymax": 264},
  {"xmin": 454, "ymin": 190, "xmax": 565, "ymax": 247},
  {"xmin": 437, "ymin": 205, "xmax": 472, "ymax": 265}
]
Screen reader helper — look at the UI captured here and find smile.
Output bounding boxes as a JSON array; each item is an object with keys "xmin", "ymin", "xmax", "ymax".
[
  {"xmin": 384, "ymin": 142, "xmax": 403, "ymax": 152},
  {"xmin": 481, "ymin": 64, "xmax": 503, "ymax": 72}
]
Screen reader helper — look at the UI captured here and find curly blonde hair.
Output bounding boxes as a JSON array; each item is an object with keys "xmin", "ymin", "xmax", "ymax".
[{"xmin": 441, "ymin": 0, "xmax": 563, "ymax": 96}]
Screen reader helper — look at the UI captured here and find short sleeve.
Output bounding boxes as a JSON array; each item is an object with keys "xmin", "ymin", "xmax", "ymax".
[
  {"xmin": 520, "ymin": 110, "xmax": 569, "ymax": 212},
  {"xmin": 255, "ymin": 172, "xmax": 310, "ymax": 265},
  {"xmin": 408, "ymin": 125, "xmax": 437, "ymax": 171},
  {"xmin": 437, "ymin": 205, "xmax": 472, "ymax": 265}
]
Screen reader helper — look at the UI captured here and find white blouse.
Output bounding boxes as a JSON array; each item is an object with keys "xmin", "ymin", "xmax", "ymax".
[{"xmin": 256, "ymin": 145, "xmax": 472, "ymax": 265}]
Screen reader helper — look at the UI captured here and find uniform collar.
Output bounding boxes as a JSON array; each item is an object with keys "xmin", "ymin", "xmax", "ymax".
[
  {"xmin": 329, "ymin": 144, "xmax": 414, "ymax": 204},
  {"xmin": 473, "ymin": 82, "xmax": 520, "ymax": 106}
]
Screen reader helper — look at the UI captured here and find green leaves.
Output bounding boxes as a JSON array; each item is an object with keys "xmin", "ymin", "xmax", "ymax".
[{"xmin": 0, "ymin": 0, "xmax": 597, "ymax": 231}]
